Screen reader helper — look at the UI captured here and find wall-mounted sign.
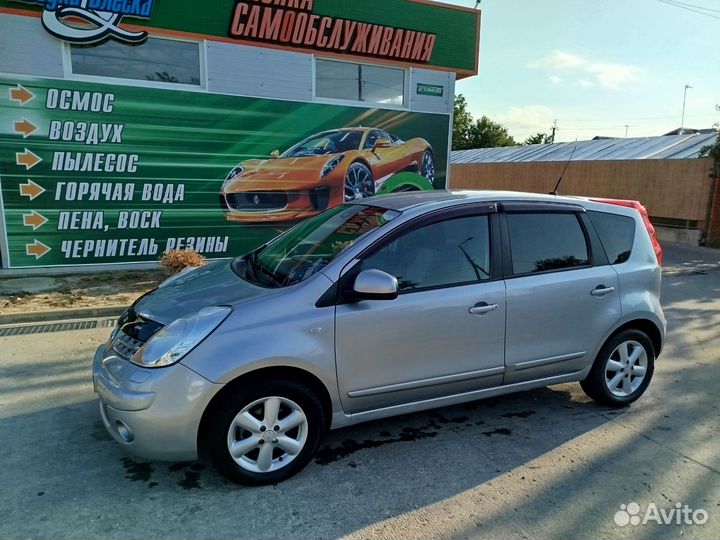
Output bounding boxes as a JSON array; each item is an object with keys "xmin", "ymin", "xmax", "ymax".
[
  {"xmin": 0, "ymin": 75, "xmax": 450, "ymax": 268},
  {"xmin": 15, "ymin": 0, "xmax": 155, "ymax": 43},
  {"xmin": 1, "ymin": 0, "xmax": 480, "ymax": 76},
  {"xmin": 229, "ymin": 0, "xmax": 436, "ymax": 63},
  {"xmin": 416, "ymin": 83, "xmax": 444, "ymax": 97}
]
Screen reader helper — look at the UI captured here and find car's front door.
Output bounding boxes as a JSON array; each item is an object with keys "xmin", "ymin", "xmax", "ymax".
[
  {"xmin": 334, "ymin": 207, "xmax": 506, "ymax": 414},
  {"xmin": 501, "ymin": 207, "xmax": 622, "ymax": 384}
]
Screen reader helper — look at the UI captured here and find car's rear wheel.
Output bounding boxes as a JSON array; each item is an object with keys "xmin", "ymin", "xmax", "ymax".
[
  {"xmin": 581, "ymin": 329, "xmax": 655, "ymax": 407},
  {"xmin": 421, "ymin": 150, "xmax": 435, "ymax": 185},
  {"xmin": 208, "ymin": 381, "xmax": 325, "ymax": 485},
  {"xmin": 344, "ymin": 162, "xmax": 374, "ymax": 201}
]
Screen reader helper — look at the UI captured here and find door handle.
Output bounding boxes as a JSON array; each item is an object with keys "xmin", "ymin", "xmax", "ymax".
[
  {"xmin": 591, "ymin": 285, "xmax": 615, "ymax": 297},
  {"xmin": 469, "ymin": 302, "xmax": 499, "ymax": 315}
]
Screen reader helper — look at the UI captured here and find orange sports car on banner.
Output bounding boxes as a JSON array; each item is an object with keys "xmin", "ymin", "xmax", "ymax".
[{"xmin": 220, "ymin": 127, "xmax": 435, "ymax": 223}]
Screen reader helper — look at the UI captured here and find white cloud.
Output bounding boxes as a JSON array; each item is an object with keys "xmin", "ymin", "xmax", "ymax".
[
  {"xmin": 530, "ymin": 50, "xmax": 641, "ymax": 90},
  {"xmin": 586, "ymin": 63, "xmax": 641, "ymax": 90},
  {"xmin": 549, "ymin": 75, "xmax": 564, "ymax": 86},
  {"xmin": 529, "ymin": 51, "xmax": 586, "ymax": 70},
  {"xmin": 495, "ymin": 105, "xmax": 556, "ymax": 140}
]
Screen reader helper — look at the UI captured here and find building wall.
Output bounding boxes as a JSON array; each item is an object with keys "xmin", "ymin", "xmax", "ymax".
[
  {"xmin": 450, "ymin": 158, "xmax": 716, "ymax": 224},
  {"xmin": 0, "ymin": 13, "xmax": 455, "ymax": 115}
]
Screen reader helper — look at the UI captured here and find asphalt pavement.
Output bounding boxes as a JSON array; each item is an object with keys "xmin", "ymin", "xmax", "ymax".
[{"xmin": 0, "ymin": 244, "xmax": 718, "ymax": 539}]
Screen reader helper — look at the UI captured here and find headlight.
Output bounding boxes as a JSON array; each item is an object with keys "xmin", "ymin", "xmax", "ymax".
[
  {"xmin": 131, "ymin": 306, "xmax": 231, "ymax": 368},
  {"xmin": 222, "ymin": 164, "xmax": 244, "ymax": 188},
  {"xmin": 321, "ymin": 155, "xmax": 344, "ymax": 178}
]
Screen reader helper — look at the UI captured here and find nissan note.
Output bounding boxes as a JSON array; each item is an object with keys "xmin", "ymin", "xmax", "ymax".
[{"xmin": 93, "ymin": 190, "xmax": 666, "ymax": 485}]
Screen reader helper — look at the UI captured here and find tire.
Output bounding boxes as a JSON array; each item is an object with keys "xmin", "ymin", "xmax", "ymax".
[
  {"xmin": 420, "ymin": 149, "xmax": 435, "ymax": 185},
  {"xmin": 344, "ymin": 162, "xmax": 374, "ymax": 201},
  {"xmin": 208, "ymin": 380, "xmax": 325, "ymax": 485},
  {"xmin": 580, "ymin": 329, "xmax": 655, "ymax": 407}
]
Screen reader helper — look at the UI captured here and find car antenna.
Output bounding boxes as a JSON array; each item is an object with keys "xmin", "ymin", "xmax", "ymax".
[{"xmin": 550, "ymin": 145, "xmax": 577, "ymax": 196}]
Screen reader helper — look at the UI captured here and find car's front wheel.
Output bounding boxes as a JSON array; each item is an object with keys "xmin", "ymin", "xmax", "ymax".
[
  {"xmin": 344, "ymin": 162, "xmax": 374, "ymax": 201},
  {"xmin": 208, "ymin": 381, "xmax": 325, "ymax": 485},
  {"xmin": 581, "ymin": 329, "xmax": 655, "ymax": 407}
]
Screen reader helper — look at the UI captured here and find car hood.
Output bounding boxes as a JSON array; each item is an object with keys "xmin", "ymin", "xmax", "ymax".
[
  {"xmin": 133, "ymin": 261, "xmax": 278, "ymax": 324},
  {"xmin": 226, "ymin": 155, "xmax": 344, "ymax": 187}
]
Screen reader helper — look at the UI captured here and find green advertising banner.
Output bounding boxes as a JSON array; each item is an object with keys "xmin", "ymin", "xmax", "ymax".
[{"xmin": 0, "ymin": 75, "xmax": 449, "ymax": 268}]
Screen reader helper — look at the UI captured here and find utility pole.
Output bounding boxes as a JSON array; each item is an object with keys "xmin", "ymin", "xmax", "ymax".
[
  {"xmin": 680, "ymin": 83, "xmax": 692, "ymax": 134},
  {"xmin": 550, "ymin": 119, "xmax": 558, "ymax": 143}
]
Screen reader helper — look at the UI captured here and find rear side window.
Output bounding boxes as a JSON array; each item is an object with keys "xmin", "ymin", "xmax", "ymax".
[
  {"xmin": 589, "ymin": 211, "xmax": 636, "ymax": 264},
  {"xmin": 507, "ymin": 213, "xmax": 589, "ymax": 275}
]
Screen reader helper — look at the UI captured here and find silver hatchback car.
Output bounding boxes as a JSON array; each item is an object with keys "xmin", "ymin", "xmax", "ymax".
[{"xmin": 93, "ymin": 190, "xmax": 666, "ymax": 485}]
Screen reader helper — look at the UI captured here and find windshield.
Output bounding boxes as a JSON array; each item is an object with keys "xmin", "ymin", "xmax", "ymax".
[
  {"xmin": 282, "ymin": 130, "xmax": 363, "ymax": 157},
  {"xmin": 239, "ymin": 204, "xmax": 400, "ymax": 287}
]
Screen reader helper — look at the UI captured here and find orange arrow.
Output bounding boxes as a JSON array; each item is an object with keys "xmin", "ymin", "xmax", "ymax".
[
  {"xmin": 14, "ymin": 118, "xmax": 37, "ymax": 138},
  {"xmin": 23, "ymin": 211, "xmax": 48, "ymax": 230},
  {"xmin": 26, "ymin": 240, "xmax": 51, "ymax": 259},
  {"xmin": 9, "ymin": 84, "xmax": 35, "ymax": 105},
  {"xmin": 20, "ymin": 179, "xmax": 45, "ymax": 200},
  {"xmin": 16, "ymin": 149, "xmax": 42, "ymax": 170}
]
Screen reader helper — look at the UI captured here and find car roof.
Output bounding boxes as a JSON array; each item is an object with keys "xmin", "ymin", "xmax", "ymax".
[{"xmin": 356, "ymin": 190, "xmax": 592, "ymax": 212}]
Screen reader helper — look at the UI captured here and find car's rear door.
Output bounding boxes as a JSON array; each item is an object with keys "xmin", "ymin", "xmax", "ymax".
[
  {"xmin": 334, "ymin": 205, "xmax": 506, "ymax": 414},
  {"xmin": 501, "ymin": 203, "xmax": 622, "ymax": 384}
]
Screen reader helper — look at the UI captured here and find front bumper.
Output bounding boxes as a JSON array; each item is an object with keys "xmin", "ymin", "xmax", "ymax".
[
  {"xmin": 93, "ymin": 344, "xmax": 222, "ymax": 461},
  {"xmin": 220, "ymin": 186, "xmax": 336, "ymax": 223}
]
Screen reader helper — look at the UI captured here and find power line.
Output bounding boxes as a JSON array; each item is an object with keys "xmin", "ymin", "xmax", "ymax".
[
  {"xmin": 656, "ymin": 0, "xmax": 720, "ymax": 19},
  {"xmin": 660, "ymin": 0, "xmax": 720, "ymax": 14}
]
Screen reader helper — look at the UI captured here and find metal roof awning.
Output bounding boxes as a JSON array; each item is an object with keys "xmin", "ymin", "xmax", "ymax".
[{"xmin": 450, "ymin": 133, "xmax": 718, "ymax": 164}]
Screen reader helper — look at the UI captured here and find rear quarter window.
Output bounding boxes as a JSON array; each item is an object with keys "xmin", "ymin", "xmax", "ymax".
[{"xmin": 589, "ymin": 210, "xmax": 636, "ymax": 264}]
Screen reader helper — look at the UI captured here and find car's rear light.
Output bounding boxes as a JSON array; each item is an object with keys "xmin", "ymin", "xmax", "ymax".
[{"xmin": 591, "ymin": 198, "xmax": 663, "ymax": 266}]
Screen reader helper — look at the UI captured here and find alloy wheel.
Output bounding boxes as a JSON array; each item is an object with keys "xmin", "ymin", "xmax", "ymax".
[
  {"xmin": 344, "ymin": 163, "xmax": 374, "ymax": 201},
  {"xmin": 604, "ymin": 340, "xmax": 649, "ymax": 397},
  {"xmin": 226, "ymin": 396, "xmax": 309, "ymax": 473},
  {"xmin": 422, "ymin": 150, "xmax": 435, "ymax": 184}
]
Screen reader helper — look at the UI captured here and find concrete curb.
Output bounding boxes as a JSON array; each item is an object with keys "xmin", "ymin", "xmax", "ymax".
[{"xmin": 0, "ymin": 306, "xmax": 125, "ymax": 326}]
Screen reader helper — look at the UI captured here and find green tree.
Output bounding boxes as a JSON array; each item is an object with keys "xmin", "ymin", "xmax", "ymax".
[
  {"xmin": 699, "ymin": 104, "xmax": 719, "ymax": 168},
  {"xmin": 453, "ymin": 94, "xmax": 518, "ymax": 149},
  {"xmin": 524, "ymin": 132, "xmax": 553, "ymax": 145},
  {"xmin": 452, "ymin": 94, "xmax": 474, "ymax": 150},
  {"xmin": 466, "ymin": 116, "xmax": 518, "ymax": 148}
]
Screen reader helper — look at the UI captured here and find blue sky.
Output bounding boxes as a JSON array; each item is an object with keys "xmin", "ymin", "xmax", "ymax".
[{"xmin": 447, "ymin": 0, "xmax": 719, "ymax": 142}]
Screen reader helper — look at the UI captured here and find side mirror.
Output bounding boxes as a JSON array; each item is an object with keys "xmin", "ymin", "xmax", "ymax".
[
  {"xmin": 270, "ymin": 149, "xmax": 280, "ymax": 158},
  {"xmin": 373, "ymin": 138, "xmax": 392, "ymax": 150},
  {"xmin": 351, "ymin": 269, "xmax": 398, "ymax": 301}
]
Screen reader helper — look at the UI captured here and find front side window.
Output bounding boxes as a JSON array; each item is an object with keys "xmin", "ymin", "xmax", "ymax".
[
  {"xmin": 315, "ymin": 59, "xmax": 405, "ymax": 106},
  {"xmin": 507, "ymin": 213, "xmax": 589, "ymax": 275},
  {"xmin": 363, "ymin": 130, "xmax": 383, "ymax": 149},
  {"xmin": 238, "ymin": 204, "xmax": 400, "ymax": 287},
  {"xmin": 363, "ymin": 215, "xmax": 491, "ymax": 291},
  {"xmin": 70, "ymin": 37, "xmax": 202, "ymax": 86}
]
